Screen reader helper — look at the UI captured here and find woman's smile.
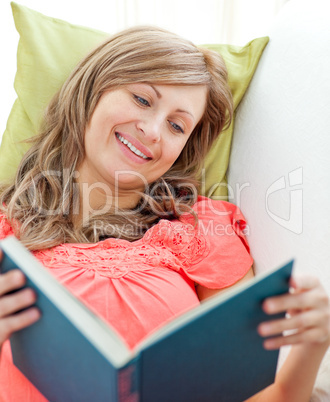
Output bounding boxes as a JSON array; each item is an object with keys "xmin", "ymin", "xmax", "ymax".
[{"xmin": 115, "ymin": 131, "xmax": 153, "ymax": 163}]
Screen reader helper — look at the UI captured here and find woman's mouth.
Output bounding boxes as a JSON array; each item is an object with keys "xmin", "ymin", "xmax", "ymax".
[{"xmin": 115, "ymin": 132, "xmax": 152, "ymax": 160}]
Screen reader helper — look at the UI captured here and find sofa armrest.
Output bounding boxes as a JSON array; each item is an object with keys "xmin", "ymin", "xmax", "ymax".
[{"xmin": 227, "ymin": 0, "xmax": 330, "ymax": 400}]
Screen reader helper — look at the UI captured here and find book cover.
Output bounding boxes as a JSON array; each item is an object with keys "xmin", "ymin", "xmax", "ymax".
[{"xmin": 0, "ymin": 236, "xmax": 293, "ymax": 402}]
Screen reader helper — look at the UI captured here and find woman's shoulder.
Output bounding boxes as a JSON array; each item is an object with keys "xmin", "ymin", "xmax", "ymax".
[
  {"xmin": 191, "ymin": 195, "xmax": 250, "ymax": 254},
  {"xmin": 171, "ymin": 196, "xmax": 253, "ymax": 289},
  {"xmin": 193, "ymin": 195, "xmax": 246, "ymax": 223}
]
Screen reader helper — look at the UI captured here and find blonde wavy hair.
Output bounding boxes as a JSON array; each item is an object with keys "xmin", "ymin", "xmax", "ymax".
[{"xmin": 0, "ymin": 26, "xmax": 233, "ymax": 250}]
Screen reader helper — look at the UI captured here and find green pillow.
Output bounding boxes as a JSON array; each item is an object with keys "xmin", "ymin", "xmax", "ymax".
[{"xmin": 0, "ymin": 2, "xmax": 269, "ymax": 199}]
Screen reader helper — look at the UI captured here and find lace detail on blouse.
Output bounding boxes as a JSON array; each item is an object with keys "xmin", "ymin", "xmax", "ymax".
[
  {"xmin": 31, "ymin": 220, "xmax": 209, "ymax": 279},
  {"xmin": 143, "ymin": 219, "xmax": 210, "ymax": 266}
]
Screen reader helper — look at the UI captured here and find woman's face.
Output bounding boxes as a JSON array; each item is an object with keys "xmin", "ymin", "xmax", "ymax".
[{"xmin": 78, "ymin": 83, "xmax": 207, "ymax": 201}]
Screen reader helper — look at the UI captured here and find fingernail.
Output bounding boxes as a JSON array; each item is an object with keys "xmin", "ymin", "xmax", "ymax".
[
  {"xmin": 263, "ymin": 300, "xmax": 275, "ymax": 314},
  {"xmin": 13, "ymin": 270, "xmax": 25, "ymax": 285},
  {"xmin": 258, "ymin": 324, "xmax": 270, "ymax": 336},
  {"xmin": 25, "ymin": 288, "xmax": 37, "ymax": 302},
  {"xmin": 263, "ymin": 339, "xmax": 276, "ymax": 350},
  {"xmin": 28, "ymin": 308, "xmax": 41, "ymax": 321}
]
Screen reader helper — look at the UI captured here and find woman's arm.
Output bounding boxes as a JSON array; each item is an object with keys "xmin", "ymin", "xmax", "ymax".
[
  {"xmin": 247, "ymin": 342, "xmax": 329, "ymax": 402},
  {"xmin": 195, "ymin": 266, "xmax": 255, "ymax": 301},
  {"xmin": 197, "ymin": 270, "xmax": 330, "ymax": 402}
]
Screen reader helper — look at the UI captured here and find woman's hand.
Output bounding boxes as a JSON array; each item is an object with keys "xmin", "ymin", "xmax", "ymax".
[
  {"xmin": 0, "ymin": 250, "xmax": 40, "ymax": 349},
  {"xmin": 258, "ymin": 275, "xmax": 330, "ymax": 350}
]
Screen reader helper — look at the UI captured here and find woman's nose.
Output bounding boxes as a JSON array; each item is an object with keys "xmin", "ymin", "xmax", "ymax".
[{"xmin": 137, "ymin": 118, "xmax": 162, "ymax": 143}]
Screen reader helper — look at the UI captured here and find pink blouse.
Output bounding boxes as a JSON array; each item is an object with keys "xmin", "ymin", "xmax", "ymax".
[{"xmin": 0, "ymin": 196, "xmax": 253, "ymax": 401}]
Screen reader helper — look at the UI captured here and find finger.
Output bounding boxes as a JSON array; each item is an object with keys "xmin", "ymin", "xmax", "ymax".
[
  {"xmin": 0, "ymin": 288, "xmax": 37, "ymax": 318},
  {"xmin": 258, "ymin": 308, "xmax": 327, "ymax": 337},
  {"xmin": 290, "ymin": 275, "xmax": 321, "ymax": 291},
  {"xmin": 286, "ymin": 308, "xmax": 301, "ymax": 317},
  {"xmin": 0, "ymin": 270, "xmax": 26, "ymax": 296},
  {"xmin": 0, "ymin": 307, "xmax": 40, "ymax": 344},
  {"xmin": 263, "ymin": 326, "xmax": 329, "ymax": 350},
  {"xmin": 263, "ymin": 287, "xmax": 329, "ymax": 315}
]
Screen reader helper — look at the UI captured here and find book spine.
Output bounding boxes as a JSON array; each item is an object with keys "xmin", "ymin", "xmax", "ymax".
[{"xmin": 118, "ymin": 357, "xmax": 140, "ymax": 402}]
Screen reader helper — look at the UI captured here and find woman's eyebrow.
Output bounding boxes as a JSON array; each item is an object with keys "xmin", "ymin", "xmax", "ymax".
[
  {"xmin": 149, "ymin": 84, "xmax": 195, "ymax": 121},
  {"xmin": 176, "ymin": 109, "xmax": 194, "ymax": 120},
  {"xmin": 149, "ymin": 84, "xmax": 162, "ymax": 98}
]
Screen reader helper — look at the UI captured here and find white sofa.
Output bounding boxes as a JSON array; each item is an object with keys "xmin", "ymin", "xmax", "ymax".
[{"xmin": 227, "ymin": 0, "xmax": 330, "ymax": 400}]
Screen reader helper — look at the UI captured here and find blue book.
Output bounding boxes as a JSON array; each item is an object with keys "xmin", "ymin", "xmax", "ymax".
[{"xmin": 0, "ymin": 236, "xmax": 293, "ymax": 402}]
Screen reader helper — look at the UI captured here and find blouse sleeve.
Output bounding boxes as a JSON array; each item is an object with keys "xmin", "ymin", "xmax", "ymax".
[
  {"xmin": 183, "ymin": 196, "xmax": 253, "ymax": 289},
  {"xmin": 0, "ymin": 213, "xmax": 14, "ymax": 240}
]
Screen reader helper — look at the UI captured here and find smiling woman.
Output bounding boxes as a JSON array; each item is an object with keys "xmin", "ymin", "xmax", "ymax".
[{"xmin": 0, "ymin": 25, "xmax": 232, "ymax": 245}]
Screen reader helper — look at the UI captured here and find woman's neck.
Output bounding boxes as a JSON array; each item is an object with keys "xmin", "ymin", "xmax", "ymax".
[{"xmin": 72, "ymin": 185, "xmax": 141, "ymax": 227}]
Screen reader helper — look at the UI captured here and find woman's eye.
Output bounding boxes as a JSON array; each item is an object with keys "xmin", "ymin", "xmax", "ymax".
[
  {"xmin": 134, "ymin": 95, "xmax": 150, "ymax": 107},
  {"xmin": 169, "ymin": 121, "xmax": 184, "ymax": 134}
]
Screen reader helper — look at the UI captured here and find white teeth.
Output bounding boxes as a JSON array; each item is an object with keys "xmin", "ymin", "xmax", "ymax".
[{"xmin": 116, "ymin": 133, "xmax": 149, "ymax": 159}]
